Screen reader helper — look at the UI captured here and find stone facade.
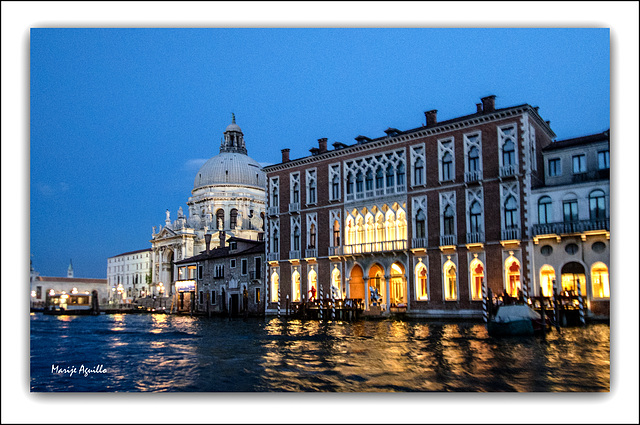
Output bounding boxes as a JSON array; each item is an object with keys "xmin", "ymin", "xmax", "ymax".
[{"xmin": 106, "ymin": 248, "xmax": 153, "ymax": 304}]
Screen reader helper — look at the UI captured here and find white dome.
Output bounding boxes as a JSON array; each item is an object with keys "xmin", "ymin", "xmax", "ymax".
[{"xmin": 194, "ymin": 152, "xmax": 265, "ymax": 190}]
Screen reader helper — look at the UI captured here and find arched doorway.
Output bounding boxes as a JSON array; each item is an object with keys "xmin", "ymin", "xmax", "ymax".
[
  {"xmin": 469, "ymin": 257, "xmax": 484, "ymax": 301},
  {"xmin": 389, "ymin": 262, "xmax": 406, "ymax": 306},
  {"xmin": 540, "ymin": 265, "xmax": 556, "ymax": 297},
  {"xmin": 307, "ymin": 268, "xmax": 317, "ymax": 301},
  {"xmin": 590, "ymin": 262, "xmax": 610, "ymax": 299},
  {"xmin": 331, "ymin": 265, "xmax": 342, "ymax": 299},
  {"xmin": 561, "ymin": 262, "xmax": 586, "ymax": 296},
  {"xmin": 349, "ymin": 264, "xmax": 365, "ymax": 300},
  {"xmin": 368, "ymin": 264, "xmax": 385, "ymax": 306}
]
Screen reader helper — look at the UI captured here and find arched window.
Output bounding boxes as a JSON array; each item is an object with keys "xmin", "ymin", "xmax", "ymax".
[
  {"xmin": 309, "ymin": 224, "xmax": 316, "ymax": 249},
  {"xmin": 396, "ymin": 163, "xmax": 405, "ymax": 187},
  {"xmin": 591, "ymin": 262, "xmax": 610, "ymax": 298},
  {"xmin": 540, "ymin": 265, "xmax": 555, "ymax": 297},
  {"xmin": 563, "ymin": 197, "xmax": 578, "ymax": 222},
  {"xmin": 415, "ymin": 209, "xmax": 426, "ymax": 239},
  {"xmin": 469, "ymin": 201, "xmax": 482, "ymax": 233},
  {"xmin": 356, "ymin": 172, "xmax": 364, "ymax": 194},
  {"xmin": 414, "ymin": 158, "xmax": 424, "ymax": 185},
  {"xmin": 416, "ymin": 262, "xmax": 428, "ymax": 300},
  {"xmin": 230, "ymin": 208, "xmax": 238, "ymax": 229},
  {"xmin": 470, "ymin": 259, "xmax": 484, "ymax": 300},
  {"xmin": 308, "ymin": 269, "xmax": 318, "ymax": 301},
  {"xmin": 365, "ymin": 169, "xmax": 374, "ymax": 191},
  {"xmin": 589, "ymin": 190, "xmax": 606, "ymax": 220},
  {"xmin": 443, "ymin": 260, "xmax": 457, "ymax": 301},
  {"xmin": 396, "ymin": 210, "xmax": 407, "ymax": 240},
  {"xmin": 272, "ymin": 229, "xmax": 279, "ymax": 253},
  {"xmin": 504, "ymin": 196, "xmax": 517, "ymax": 228},
  {"xmin": 502, "ymin": 140, "xmax": 515, "ymax": 166},
  {"xmin": 443, "ymin": 205, "xmax": 455, "ymax": 236},
  {"xmin": 505, "ymin": 256, "xmax": 521, "ymax": 297},
  {"xmin": 386, "ymin": 164, "xmax": 395, "ymax": 187},
  {"xmin": 293, "ymin": 227, "xmax": 301, "ymax": 251},
  {"xmin": 468, "ymin": 146, "xmax": 480, "ymax": 173},
  {"xmin": 375, "ymin": 167, "xmax": 384, "ymax": 189},
  {"xmin": 332, "ymin": 267, "xmax": 342, "ymax": 299},
  {"xmin": 292, "ymin": 269, "xmax": 301, "ymax": 302},
  {"xmin": 292, "ymin": 182, "xmax": 300, "ymax": 203},
  {"xmin": 332, "ymin": 220, "xmax": 340, "ymax": 246},
  {"xmin": 386, "ymin": 213, "xmax": 396, "ymax": 241},
  {"xmin": 356, "ymin": 216, "xmax": 365, "ymax": 245},
  {"xmin": 442, "ymin": 152, "xmax": 453, "ymax": 181},
  {"xmin": 270, "ymin": 271, "xmax": 280, "ymax": 303},
  {"xmin": 346, "ymin": 218, "xmax": 356, "ymax": 246},
  {"xmin": 538, "ymin": 196, "xmax": 552, "ymax": 225},
  {"xmin": 332, "ymin": 174, "xmax": 340, "ymax": 200},
  {"xmin": 346, "ymin": 172, "xmax": 354, "ymax": 195},
  {"xmin": 216, "ymin": 209, "xmax": 224, "ymax": 230}
]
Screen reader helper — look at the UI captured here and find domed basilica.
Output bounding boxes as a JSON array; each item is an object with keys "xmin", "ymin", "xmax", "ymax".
[{"xmin": 151, "ymin": 116, "xmax": 266, "ymax": 294}]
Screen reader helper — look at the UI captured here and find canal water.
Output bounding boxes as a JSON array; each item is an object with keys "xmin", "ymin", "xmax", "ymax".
[{"xmin": 30, "ymin": 313, "xmax": 609, "ymax": 392}]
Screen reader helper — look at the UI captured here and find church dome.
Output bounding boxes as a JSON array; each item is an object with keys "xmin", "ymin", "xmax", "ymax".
[{"xmin": 194, "ymin": 152, "xmax": 265, "ymax": 190}]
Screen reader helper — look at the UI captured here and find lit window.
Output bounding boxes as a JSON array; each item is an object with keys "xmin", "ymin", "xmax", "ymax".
[
  {"xmin": 331, "ymin": 267, "xmax": 341, "ymax": 299},
  {"xmin": 308, "ymin": 269, "xmax": 318, "ymax": 301},
  {"xmin": 572, "ymin": 154, "xmax": 586, "ymax": 174},
  {"xmin": 591, "ymin": 262, "xmax": 610, "ymax": 298},
  {"xmin": 292, "ymin": 270, "xmax": 301, "ymax": 302},
  {"xmin": 416, "ymin": 262, "xmax": 428, "ymax": 301},
  {"xmin": 332, "ymin": 220, "xmax": 340, "ymax": 246},
  {"xmin": 270, "ymin": 271, "xmax": 279, "ymax": 302},
  {"xmin": 539, "ymin": 265, "xmax": 555, "ymax": 297},
  {"xmin": 505, "ymin": 256, "xmax": 521, "ymax": 298},
  {"xmin": 443, "ymin": 259, "xmax": 457, "ymax": 301},
  {"xmin": 470, "ymin": 259, "xmax": 484, "ymax": 301}
]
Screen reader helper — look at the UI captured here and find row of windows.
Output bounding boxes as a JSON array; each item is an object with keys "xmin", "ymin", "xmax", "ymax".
[
  {"xmin": 182, "ymin": 258, "xmax": 264, "ymax": 278},
  {"xmin": 547, "ymin": 150, "xmax": 609, "ymax": 177},
  {"xmin": 537, "ymin": 190, "xmax": 607, "ymax": 224}
]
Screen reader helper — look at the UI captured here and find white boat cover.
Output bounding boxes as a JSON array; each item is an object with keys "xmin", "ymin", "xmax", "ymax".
[{"xmin": 494, "ymin": 305, "xmax": 541, "ymax": 322}]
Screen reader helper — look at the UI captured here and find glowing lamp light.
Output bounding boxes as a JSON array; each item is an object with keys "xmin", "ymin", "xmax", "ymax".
[
  {"xmin": 49, "ymin": 289, "xmax": 55, "ymax": 296},
  {"xmin": 31, "ymin": 290, "xmax": 37, "ymax": 298},
  {"xmin": 71, "ymin": 287, "xmax": 78, "ymax": 294}
]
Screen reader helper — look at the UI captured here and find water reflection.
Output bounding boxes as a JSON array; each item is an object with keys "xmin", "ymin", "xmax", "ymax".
[{"xmin": 30, "ymin": 314, "xmax": 609, "ymax": 392}]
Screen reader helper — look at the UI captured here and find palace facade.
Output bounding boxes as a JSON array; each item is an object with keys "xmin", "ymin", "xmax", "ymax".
[{"xmin": 263, "ymin": 96, "xmax": 610, "ymax": 319}]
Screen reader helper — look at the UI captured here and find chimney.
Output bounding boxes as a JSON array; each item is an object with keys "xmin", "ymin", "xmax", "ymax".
[
  {"xmin": 281, "ymin": 148, "xmax": 290, "ymax": 163},
  {"xmin": 424, "ymin": 110, "xmax": 437, "ymax": 127},
  {"xmin": 481, "ymin": 95, "xmax": 496, "ymax": 113},
  {"xmin": 219, "ymin": 231, "xmax": 226, "ymax": 248},
  {"xmin": 476, "ymin": 103, "xmax": 483, "ymax": 113},
  {"xmin": 205, "ymin": 233, "xmax": 212, "ymax": 255},
  {"xmin": 318, "ymin": 138, "xmax": 328, "ymax": 153}
]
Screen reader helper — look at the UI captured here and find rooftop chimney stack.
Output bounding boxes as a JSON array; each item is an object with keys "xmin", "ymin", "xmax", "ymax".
[
  {"xmin": 476, "ymin": 103, "xmax": 483, "ymax": 113},
  {"xmin": 424, "ymin": 110, "xmax": 438, "ymax": 127},
  {"xmin": 281, "ymin": 148, "xmax": 290, "ymax": 163},
  {"xmin": 205, "ymin": 233, "xmax": 212, "ymax": 255},
  {"xmin": 481, "ymin": 95, "xmax": 496, "ymax": 113},
  {"xmin": 318, "ymin": 138, "xmax": 328, "ymax": 153}
]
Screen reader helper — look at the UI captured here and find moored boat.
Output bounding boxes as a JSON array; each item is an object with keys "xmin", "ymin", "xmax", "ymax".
[
  {"xmin": 43, "ymin": 291, "xmax": 100, "ymax": 315},
  {"xmin": 487, "ymin": 305, "xmax": 550, "ymax": 336}
]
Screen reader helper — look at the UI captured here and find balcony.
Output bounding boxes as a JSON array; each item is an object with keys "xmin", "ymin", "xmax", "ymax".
[
  {"xmin": 386, "ymin": 187, "xmax": 395, "ymax": 195},
  {"xmin": 396, "ymin": 185, "xmax": 405, "ymax": 193},
  {"xmin": 466, "ymin": 232, "xmax": 485, "ymax": 244},
  {"xmin": 343, "ymin": 240, "xmax": 407, "ymax": 255},
  {"xmin": 267, "ymin": 206, "xmax": 279, "ymax": 216},
  {"xmin": 412, "ymin": 237, "xmax": 428, "ymax": 249},
  {"xmin": 289, "ymin": 250, "xmax": 301, "ymax": 260},
  {"xmin": 465, "ymin": 170, "xmax": 482, "ymax": 183},
  {"xmin": 267, "ymin": 252, "xmax": 280, "ymax": 262},
  {"xmin": 328, "ymin": 246, "xmax": 343, "ymax": 256},
  {"xmin": 439, "ymin": 234, "xmax": 456, "ymax": 246},
  {"xmin": 500, "ymin": 164, "xmax": 517, "ymax": 178},
  {"xmin": 532, "ymin": 218, "xmax": 609, "ymax": 236},
  {"xmin": 289, "ymin": 202, "xmax": 300, "ymax": 213},
  {"xmin": 501, "ymin": 226, "xmax": 520, "ymax": 240},
  {"xmin": 346, "ymin": 193, "xmax": 355, "ymax": 202},
  {"xmin": 375, "ymin": 188, "xmax": 385, "ymax": 197},
  {"xmin": 305, "ymin": 248, "xmax": 317, "ymax": 258}
]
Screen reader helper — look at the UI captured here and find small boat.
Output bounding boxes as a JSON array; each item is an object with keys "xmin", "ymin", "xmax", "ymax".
[
  {"xmin": 487, "ymin": 305, "xmax": 550, "ymax": 336},
  {"xmin": 44, "ymin": 292, "xmax": 100, "ymax": 315}
]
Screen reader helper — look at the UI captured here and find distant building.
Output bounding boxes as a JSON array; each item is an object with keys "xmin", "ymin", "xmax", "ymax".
[
  {"xmin": 151, "ymin": 116, "xmax": 266, "ymax": 297},
  {"xmin": 263, "ymin": 96, "xmax": 610, "ymax": 319},
  {"xmin": 173, "ymin": 234, "xmax": 265, "ymax": 316},
  {"xmin": 31, "ymin": 260, "xmax": 108, "ymax": 307},
  {"xmin": 106, "ymin": 248, "xmax": 153, "ymax": 305},
  {"xmin": 529, "ymin": 130, "xmax": 610, "ymax": 317}
]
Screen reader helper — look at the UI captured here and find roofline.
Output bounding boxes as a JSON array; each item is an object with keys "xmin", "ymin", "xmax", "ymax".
[
  {"xmin": 264, "ymin": 103, "xmax": 556, "ymax": 172},
  {"xmin": 109, "ymin": 248, "xmax": 152, "ymax": 258}
]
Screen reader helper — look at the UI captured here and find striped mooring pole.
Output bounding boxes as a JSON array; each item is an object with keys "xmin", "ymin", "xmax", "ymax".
[
  {"xmin": 577, "ymin": 280, "xmax": 586, "ymax": 326},
  {"xmin": 331, "ymin": 285, "xmax": 336, "ymax": 321},
  {"xmin": 552, "ymin": 278, "xmax": 560, "ymax": 330},
  {"xmin": 522, "ymin": 281, "xmax": 529, "ymax": 305},
  {"xmin": 277, "ymin": 284, "xmax": 281, "ymax": 318},
  {"xmin": 319, "ymin": 284, "xmax": 323, "ymax": 321},
  {"xmin": 482, "ymin": 280, "xmax": 488, "ymax": 323}
]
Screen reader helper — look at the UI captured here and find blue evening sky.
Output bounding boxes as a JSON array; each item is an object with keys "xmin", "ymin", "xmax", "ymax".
[{"xmin": 30, "ymin": 27, "xmax": 610, "ymax": 278}]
